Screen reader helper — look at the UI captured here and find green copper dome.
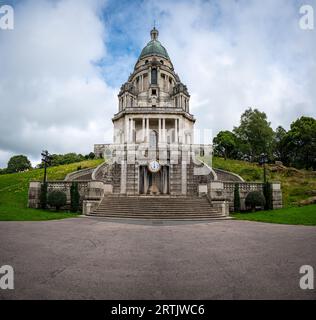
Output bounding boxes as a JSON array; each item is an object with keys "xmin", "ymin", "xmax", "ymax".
[{"xmin": 139, "ymin": 28, "xmax": 170, "ymax": 60}]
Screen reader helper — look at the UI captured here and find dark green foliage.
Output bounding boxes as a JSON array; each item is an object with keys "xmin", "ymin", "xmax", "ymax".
[
  {"xmin": 47, "ymin": 190, "xmax": 67, "ymax": 211},
  {"xmin": 37, "ymin": 153, "xmax": 96, "ymax": 168},
  {"xmin": 263, "ymin": 182, "xmax": 273, "ymax": 210},
  {"xmin": 234, "ymin": 183, "xmax": 241, "ymax": 212},
  {"xmin": 213, "ymin": 131, "xmax": 238, "ymax": 160},
  {"xmin": 40, "ymin": 182, "xmax": 48, "ymax": 209},
  {"xmin": 70, "ymin": 182, "xmax": 80, "ymax": 213},
  {"xmin": 282, "ymin": 117, "xmax": 316, "ymax": 170},
  {"xmin": 7, "ymin": 155, "xmax": 32, "ymax": 173},
  {"xmin": 0, "ymin": 168, "xmax": 9, "ymax": 175},
  {"xmin": 233, "ymin": 108, "xmax": 274, "ymax": 162},
  {"xmin": 245, "ymin": 191, "xmax": 266, "ymax": 212}
]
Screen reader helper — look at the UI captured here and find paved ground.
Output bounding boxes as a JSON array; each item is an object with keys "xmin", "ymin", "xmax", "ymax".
[{"xmin": 0, "ymin": 217, "xmax": 315, "ymax": 300}]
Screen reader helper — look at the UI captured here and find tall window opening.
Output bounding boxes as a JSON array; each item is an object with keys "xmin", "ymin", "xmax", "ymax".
[{"xmin": 151, "ymin": 68, "xmax": 157, "ymax": 85}]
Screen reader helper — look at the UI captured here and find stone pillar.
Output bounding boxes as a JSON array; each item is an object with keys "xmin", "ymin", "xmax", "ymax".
[
  {"xmin": 162, "ymin": 118, "xmax": 166, "ymax": 142},
  {"xmin": 28, "ymin": 181, "xmax": 42, "ymax": 208},
  {"xmin": 179, "ymin": 117, "xmax": 183, "ymax": 144},
  {"xmin": 272, "ymin": 182, "xmax": 283, "ymax": 209},
  {"xmin": 146, "ymin": 118, "xmax": 150, "ymax": 142},
  {"xmin": 125, "ymin": 117, "xmax": 129, "ymax": 143},
  {"xmin": 142, "ymin": 117, "xmax": 145, "ymax": 142},
  {"xmin": 158, "ymin": 118, "xmax": 162, "ymax": 143},
  {"xmin": 175, "ymin": 118, "xmax": 178, "ymax": 143},
  {"xmin": 140, "ymin": 75, "xmax": 143, "ymax": 91}
]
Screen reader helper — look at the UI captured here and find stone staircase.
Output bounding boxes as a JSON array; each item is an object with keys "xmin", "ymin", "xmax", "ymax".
[{"xmin": 87, "ymin": 195, "xmax": 228, "ymax": 220}]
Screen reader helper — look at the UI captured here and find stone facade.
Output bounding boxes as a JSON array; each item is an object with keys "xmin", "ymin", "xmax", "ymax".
[{"xmin": 28, "ymin": 28, "xmax": 283, "ymax": 214}]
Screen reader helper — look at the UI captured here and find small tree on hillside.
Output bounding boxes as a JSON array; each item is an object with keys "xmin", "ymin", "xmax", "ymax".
[
  {"xmin": 70, "ymin": 182, "xmax": 80, "ymax": 213},
  {"xmin": 7, "ymin": 155, "xmax": 32, "ymax": 173},
  {"xmin": 234, "ymin": 183, "xmax": 241, "ymax": 212}
]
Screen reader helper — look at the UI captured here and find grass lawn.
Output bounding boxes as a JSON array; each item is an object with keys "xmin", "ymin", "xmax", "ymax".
[
  {"xmin": 233, "ymin": 204, "xmax": 316, "ymax": 226},
  {"xmin": 0, "ymin": 159, "xmax": 103, "ymax": 221},
  {"xmin": 204, "ymin": 156, "xmax": 316, "ymax": 207}
]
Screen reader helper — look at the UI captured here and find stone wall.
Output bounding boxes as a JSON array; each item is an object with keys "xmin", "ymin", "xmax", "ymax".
[
  {"xmin": 207, "ymin": 181, "xmax": 282, "ymax": 212},
  {"xmin": 28, "ymin": 180, "xmax": 112, "ymax": 211}
]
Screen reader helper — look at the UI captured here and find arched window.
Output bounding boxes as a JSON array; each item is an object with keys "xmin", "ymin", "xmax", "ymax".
[{"xmin": 151, "ymin": 68, "xmax": 157, "ymax": 85}]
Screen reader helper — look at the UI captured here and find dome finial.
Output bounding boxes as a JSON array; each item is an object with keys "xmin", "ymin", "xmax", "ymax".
[{"xmin": 150, "ymin": 23, "xmax": 159, "ymax": 41}]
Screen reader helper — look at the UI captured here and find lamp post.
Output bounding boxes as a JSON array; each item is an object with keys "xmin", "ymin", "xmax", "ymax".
[
  {"xmin": 41, "ymin": 150, "xmax": 52, "ymax": 184},
  {"xmin": 259, "ymin": 153, "xmax": 268, "ymax": 184}
]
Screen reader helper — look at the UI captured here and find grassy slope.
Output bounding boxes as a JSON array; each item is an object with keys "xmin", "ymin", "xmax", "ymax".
[
  {"xmin": 233, "ymin": 205, "xmax": 316, "ymax": 226},
  {"xmin": 0, "ymin": 159, "xmax": 103, "ymax": 221},
  {"xmin": 203, "ymin": 156, "xmax": 316, "ymax": 208}
]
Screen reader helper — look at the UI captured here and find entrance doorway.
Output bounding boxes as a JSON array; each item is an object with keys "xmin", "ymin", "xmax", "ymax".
[{"xmin": 139, "ymin": 165, "xmax": 169, "ymax": 195}]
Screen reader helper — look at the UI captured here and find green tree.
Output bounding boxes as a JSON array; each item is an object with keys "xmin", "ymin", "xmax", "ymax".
[
  {"xmin": 40, "ymin": 182, "xmax": 48, "ymax": 209},
  {"xmin": 47, "ymin": 191, "xmax": 67, "ymax": 211},
  {"xmin": 70, "ymin": 182, "xmax": 80, "ymax": 213},
  {"xmin": 245, "ymin": 191, "xmax": 266, "ymax": 212},
  {"xmin": 213, "ymin": 131, "xmax": 238, "ymax": 160},
  {"xmin": 234, "ymin": 183, "xmax": 241, "ymax": 212},
  {"xmin": 263, "ymin": 182, "xmax": 273, "ymax": 210},
  {"xmin": 283, "ymin": 117, "xmax": 316, "ymax": 170},
  {"xmin": 7, "ymin": 155, "xmax": 32, "ymax": 173},
  {"xmin": 234, "ymin": 108, "xmax": 274, "ymax": 162},
  {"xmin": 273, "ymin": 126, "xmax": 288, "ymax": 163}
]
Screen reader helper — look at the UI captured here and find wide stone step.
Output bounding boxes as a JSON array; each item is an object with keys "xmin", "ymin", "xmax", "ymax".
[{"xmin": 89, "ymin": 195, "xmax": 226, "ymax": 220}]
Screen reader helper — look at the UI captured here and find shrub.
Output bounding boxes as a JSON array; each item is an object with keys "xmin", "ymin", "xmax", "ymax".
[
  {"xmin": 47, "ymin": 190, "xmax": 67, "ymax": 211},
  {"xmin": 234, "ymin": 183, "xmax": 241, "ymax": 212},
  {"xmin": 70, "ymin": 182, "xmax": 80, "ymax": 213},
  {"xmin": 245, "ymin": 191, "xmax": 266, "ymax": 212},
  {"xmin": 40, "ymin": 182, "xmax": 48, "ymax": 209},
  {"xmin": 263, "ymin": 182, "xmax": 273, "ymax": 210}
]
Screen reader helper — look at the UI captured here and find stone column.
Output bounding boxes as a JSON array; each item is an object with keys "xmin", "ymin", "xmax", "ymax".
[
  {"xmin": 142, "ymin": 117, "xmax": 145, "ymax": 142},
  {"xmin": 162, "ymin": 118, "xmax": 166, "ymax": 142},
  {"xmin": 141, "ymin": 75, "xmax": 144, "ymax": 91},
  {"xmin": 179, "ymin": 117, "xmax": 183, "ymax": 144},
  {"xmin": 146, "ymin": 118, "xmax": 150, "ymax": 142},
  {"xmin": 175, "ymin": 118, "xmax": 178, "ymax": 143},
  {"xmin": 125, "ymin": 117, "xmax": 129, "ymax": 143},
  {"xmin": 158, "ymin": 118, "xmax": 161, "ymax": 143}
]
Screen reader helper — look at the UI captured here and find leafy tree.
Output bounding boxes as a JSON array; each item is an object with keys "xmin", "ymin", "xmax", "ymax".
[
  {"xmin": 7, "ymin": 155, "xmax": 32, "ymax": 173},
  {"xmin": 283, "ymin": 117, "xmax": 316, "ymax": 170},
  {"xmin": 213, "ymin": 131, "xmax": 238, "ymax": 160},
  {"xmin": 263, "ymin": 182, "xmax": 273, "ymax": 210},
  {"xmin": 47, "ymin": 191, "xmax": 67, "ymax": 211},
  {"xmin": 234, "ymin": 108, "xmax": 274, "ymax": 162},
  {"xmin": 234, "ymin": 183, "xmax": 241, "ymax": 212},
  {"xmin": 0, "ymin": 168, "xmax": 9, "ymax": 175},
  {"xmin": 70, "ymin": 182, "xmax": 80, "ymax": 213},
  {"xmin": 85, "ymin": 152, "xmax": 95, "ymax": 160},
  {"xmin": 40, "ymin": 183, "xmax": 48, "ymax": 209},
  {"xmin": 245, "ymin": 191, "xmax": 266, "ymax": 212},
  {"xmin": 273, "ymin": 126, "xmax": 288, "ymax": 163}
]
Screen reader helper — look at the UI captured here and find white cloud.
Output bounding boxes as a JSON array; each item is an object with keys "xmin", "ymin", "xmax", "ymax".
[
  {"xmin": 152, "ymin": 0, "xmax": 316, "ymax": 134},
  {"xmin": 0, "ymin": 0, "xmax": 116, "ymax": 167},
  {"xmin": 1, "ymin": 0, "xmax": 316, "ymax": 167}
]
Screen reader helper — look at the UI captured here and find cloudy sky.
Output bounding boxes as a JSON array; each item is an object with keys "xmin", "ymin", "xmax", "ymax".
[{"xmin": 0, "ymin": 0, "xmax": 315, "ymax": 167}]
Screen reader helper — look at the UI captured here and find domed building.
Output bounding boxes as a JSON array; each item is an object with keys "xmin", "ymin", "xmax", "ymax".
[
  {"xmin": 29, "ymin": 28, "xmax": 283, "ymax": 218},
  {"xmin": 95, "ymin": 27, "xmax": 214, "ymax": 197}
]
